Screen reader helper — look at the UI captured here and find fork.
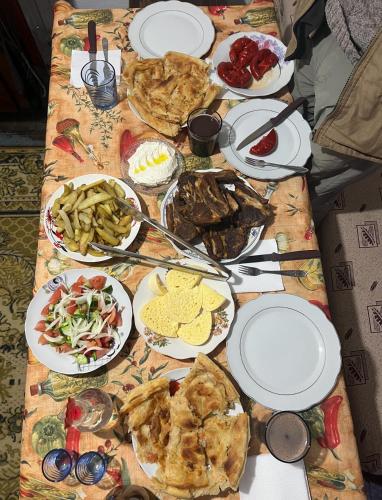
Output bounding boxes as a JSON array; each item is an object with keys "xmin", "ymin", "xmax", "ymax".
[
  {"xmin": 245, "ymin": 157, "xmax": 308, "ymax": 174},
  {"xmin": 238, "ymin": 265, "xmax": 307, "ymax": 278}
]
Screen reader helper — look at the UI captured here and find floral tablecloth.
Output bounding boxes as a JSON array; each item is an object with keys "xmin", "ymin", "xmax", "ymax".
[{"xmin": 19, "ymin": 1, "xmax": 366, "ymax": 498}]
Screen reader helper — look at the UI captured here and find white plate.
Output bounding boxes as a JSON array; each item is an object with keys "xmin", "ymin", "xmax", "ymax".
[
  {"xmin": 160, "ymin": 169, "xmax": 265, "ymax": 263},
  {"xmin": 44, "ymin": 174, "xmax": 141, "ymax": 263},
  {"xmin": 227, "ymin": 294, "xmax": 341, "ymax": 411},
  {"xmin": 25, "ymin": 269, "xmax": 133, "ymax": 375},
  {"xmin": 212, "ymin": 32, "xmax": 294, "ymax": 98},
  {"xmin": 128, "ymin": 0, "xmax": 215, "ymax": 59},
  {"xmin": 219, "ymin": 99, "xmax": 311, "ymax": 180},
  {"xmin": 133, "ymin": 259, "xmax": 235, "ymax": 359},
  {"xmin": 133, "ymin": 367, "xmax": 244, "ymax": 479}
]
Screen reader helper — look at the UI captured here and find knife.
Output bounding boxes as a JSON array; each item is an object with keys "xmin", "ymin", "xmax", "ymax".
[
  {"xmin": 239, "ymin": 249, "xmax": 321, "ymax": 264},
  {"xmin": 236, "ymin": 97, "xmax": 306, "ymax": 151},
  {"xmin": 87, "ymin": 21, "xmax": 97, "ymax": 63}
]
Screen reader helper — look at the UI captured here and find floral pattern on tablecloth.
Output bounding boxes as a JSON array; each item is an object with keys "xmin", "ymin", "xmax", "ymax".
[{"xmin": 19, "ymin": 1, "xmax": 365, "ymax": 499}]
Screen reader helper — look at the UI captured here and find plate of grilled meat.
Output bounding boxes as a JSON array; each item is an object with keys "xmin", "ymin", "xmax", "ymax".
[{"xmin": 161, "ymin": 169, "xmax": 273, "ymax": 263}]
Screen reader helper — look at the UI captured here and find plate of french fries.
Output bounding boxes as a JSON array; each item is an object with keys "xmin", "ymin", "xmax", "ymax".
[{"xmin": 44, "ymin": 174, "xmax": 141, "ymax": 262}]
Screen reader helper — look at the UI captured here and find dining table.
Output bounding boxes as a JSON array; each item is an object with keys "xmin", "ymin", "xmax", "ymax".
[{"xmin": 19, "ymin": 1, "xmax": 366, "ymax": 499}]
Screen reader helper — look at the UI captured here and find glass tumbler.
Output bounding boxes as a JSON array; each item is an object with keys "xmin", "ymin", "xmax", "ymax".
[
  {"xmin": 81, "ymin": 60, "xmax": 118, "ymax": 110},
  {"xmin": 187, "ymin": 108, "xmax": 222, "ymax": 157},
  {"xmin": 75, "ymin": 451, "xmax": 106, "ymax": 485},
  {"xmin": 42, "ymin": 449, "xmax": 73, "ymax": 482}
]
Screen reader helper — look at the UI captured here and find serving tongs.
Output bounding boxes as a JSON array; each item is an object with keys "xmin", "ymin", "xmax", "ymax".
[{"xmin": 91, "ymin": 197, "xmax": 232, "ymax": 282}]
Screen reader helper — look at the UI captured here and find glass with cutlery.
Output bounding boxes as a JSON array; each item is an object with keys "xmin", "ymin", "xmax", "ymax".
[
  {"xmin": 187, "ymin": 108, "xmax": 222, "ymax": 157},
  {"xmin": 81, "ymin": 60, "xmax": 118, "ymax": 110},
  {"xmin": 265, "ymin": 411, "xmax": 311, "ymax": 463}
]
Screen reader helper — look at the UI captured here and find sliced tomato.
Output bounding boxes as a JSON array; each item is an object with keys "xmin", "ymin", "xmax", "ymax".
[
  {"xmin": 95, "ymin": 348, "xmax": 109, "ymax": 359},
  {"xmin": 35, "ymin": 320, "xmax": 47, "ymax": 332},
  {"xmin": 58, "ymin": 344, "xmax": 73, "ymax": 353},
  {"xmin": 111, "ymin": 310, "xmax": 122, "ymax": 327},
  {"xmin": 76, "ymin": 275, "xmax": 86, "ymax": 285},
  {"xmin": 89, "ymin": 275, "xmax": 107, "ymax": 290},
  {"xmin": 38, "ymin": 335, "xmax": 49, "ymax": 345},
  {"xmin": 106, "ymin": 307, "xmax": 117, "ymax": 325},
  {"xmin": 71, "ymin": 283, "xmax": 83, "ymax": 295},
  {"xmin": 49, "ymin": 285, "xmax": 67, "ymax": 305},
  {"xmin": 41, "ymin": 304, "xmax": 51, "ymax": 316},
  {"xmin": 66, "ymin": 301, "xmax": 77, "ymax": 315},
  {"xmin": 101, "ymin": 336, "xmax": 113, "ymax": 348}
]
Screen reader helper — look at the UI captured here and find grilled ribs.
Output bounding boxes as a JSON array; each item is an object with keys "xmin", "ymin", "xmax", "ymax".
[
  {"xmin": 231, "ymin": 183, "xmax": 272, "ymax": 228},
  {"xmin": 202, "ymin": 223, "xmax": 248, "ymax": 260}
]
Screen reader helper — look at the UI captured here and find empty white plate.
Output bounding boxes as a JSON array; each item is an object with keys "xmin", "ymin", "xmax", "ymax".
[
  {"xmin": 219, "ymin": 99, "xmax": 311, "ymax": 180},
  {"xmin": 128, "ymin": 1, "xmax": 215, "ymax": 59},
  {"xmin": 227, "ymin": 294, "xmax": 341, "ymax": 411}
]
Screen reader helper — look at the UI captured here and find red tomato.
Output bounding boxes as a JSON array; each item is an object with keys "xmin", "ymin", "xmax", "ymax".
[
  {"xmin": 250, "ymin": 129, "xmax": 277, "ymax": 156},
  {"xmin": 71, "ymin": 283, "xmax": 83, "ymax": 295},
  {"xmin": 38, "ymin": 335, "xmax": 49, "ymax": 345},
  {"xmin": 231, "ymin": 37, "xmax": 253, "ymax": 53},
  {"xmin": 66, "ymin": 301, "xmax": 77, "ymax": 315},
  {"xmin": 35, "ymin": 320, "xmax": 47, "ymax": 332},
  {"xmin": 217, "ymin": 62, "xmax": 252, "ymax": 88},
  {"xmin": 89, "ymin": 275, "xmax": 107, "ymax": 290},
  {"xmin": 49, "ymin": 285, "xmax": 66, "ymax": 304},
  {"xmin": 110, "ymin": 310, "xmax": 122, "ymax": 327},
  {"xmin": 41, "ymin": 304, "xmax": 50, "ymax": 316},
  {"xmin": 76, "ymin": 275, "xmax": 86, "ymax": 286},
  {"xmin": 250, "ymin": 48, "xmax": 278, "ymax": 80}
]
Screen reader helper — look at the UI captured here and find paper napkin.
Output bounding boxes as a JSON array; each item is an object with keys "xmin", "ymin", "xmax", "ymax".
[
  {"xmin": 70, "ymin": 49, "xmax": 121, "ymax": 88},
  {"xmin": 240, "ymin": 454, "xmax": 311, "ymax": 500},
  {"xmin": 227, "ymin": 239, "xmax": 285, "ymax": 293}
]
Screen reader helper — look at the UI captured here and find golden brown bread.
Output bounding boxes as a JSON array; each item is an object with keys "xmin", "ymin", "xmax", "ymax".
[{"xmin": 125, "ymin": 51, "xmax": 221, "ymax": 137}]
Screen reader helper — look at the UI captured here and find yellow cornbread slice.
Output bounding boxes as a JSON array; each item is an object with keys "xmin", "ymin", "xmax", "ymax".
[
  {"xmin": 148, "ymin": 272, "xmax": 167, "ymax": 296},
  {"xmin": 177, "ymin": 311, "xmax": 212, "ymax": 345},
  {"xmin": 200, "ymin": 283, "xmax": 226, "ymax": 312},
  {"xmin": 140, "ymin": 296, "xmax": 178, "ymax": 337},
  {"xmin": 167, "ymin": 287, "xmax": 202, "ymax": 324},
  {"xmin": 165, "ymin": 269, "xmax": 202, "ymax": 291}
]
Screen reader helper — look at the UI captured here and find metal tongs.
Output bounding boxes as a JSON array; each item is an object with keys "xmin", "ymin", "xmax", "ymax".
[{"xmin": 91, "ymin": 198, "xmax": 232, "ymax": 282}]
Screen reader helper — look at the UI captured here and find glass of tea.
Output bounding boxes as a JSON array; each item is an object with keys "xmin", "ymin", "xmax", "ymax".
[
  {"xmin": 68, "ymin": 388, "xmax": 118, "ymax": 432},
  {"xmin": 187, "ymin": 108, "xmax": 222, "ymax": 157},
  {"xmin": 265, "ymin": 411, "xmax": 311, "ymax": 463}
]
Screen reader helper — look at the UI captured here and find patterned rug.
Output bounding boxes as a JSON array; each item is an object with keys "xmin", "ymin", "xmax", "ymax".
[{"xmin": 0, "ymin": 148, "xmax": 44, "ymax": 500}]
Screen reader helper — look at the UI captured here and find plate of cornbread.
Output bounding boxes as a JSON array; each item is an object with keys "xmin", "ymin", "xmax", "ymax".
[{"xmin": 132, "ymin": 260, "xmax": 234, "ymax": 359}]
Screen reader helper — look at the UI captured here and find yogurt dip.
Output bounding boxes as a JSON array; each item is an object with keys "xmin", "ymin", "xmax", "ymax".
[{"xmin": 128, "ymin": 141, "xmax": 177, "ymax": 187}]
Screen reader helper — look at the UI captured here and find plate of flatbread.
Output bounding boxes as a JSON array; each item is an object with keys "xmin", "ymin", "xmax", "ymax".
[
  {"xmin": 121, "ymin": 354, "xmax": 250, "ymax": 499},
  {"xmin": 133, "ymin": 260, "xmax": 235, "ymax": 359},
  {"xmin": 124, "ymin": 51, "xmax": 221, "ymax": 137}
]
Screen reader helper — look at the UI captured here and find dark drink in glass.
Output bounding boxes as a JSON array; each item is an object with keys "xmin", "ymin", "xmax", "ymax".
[
  {"xmin": 187, "ymin": 108, "xmax": 222, "ymax": 157},
  {"xmin": 265, "ymin": 411, "xmax": 311, "ymax": 463}
]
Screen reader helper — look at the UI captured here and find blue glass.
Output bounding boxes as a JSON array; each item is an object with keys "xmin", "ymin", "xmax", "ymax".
[
  {"xmin": 42, "ymin": 449, "xmax": 73, "ymax": 482},
  {"xmin": 81, "ymin": 60, "xmax": 118, "ymax": 110},
  {"xmin": 75, "ymin": 451, "xmax": 106, "ymax": 485}
]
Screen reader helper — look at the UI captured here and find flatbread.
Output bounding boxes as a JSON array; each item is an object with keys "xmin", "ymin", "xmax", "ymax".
[{"xmin": 125, "ymin": 51, "xmax": 221, "ymax": 137}]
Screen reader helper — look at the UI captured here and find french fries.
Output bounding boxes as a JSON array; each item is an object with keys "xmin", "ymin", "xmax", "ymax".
[{"xmin": 52, "ymin": 180, "xmax": 133, "ymax": 256}]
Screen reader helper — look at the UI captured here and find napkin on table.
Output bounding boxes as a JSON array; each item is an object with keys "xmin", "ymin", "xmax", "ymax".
[
  {"xmin": 240, "ymin": 454, "xmax": 311, "ymax": 500},
  {"xmin": 227, "ymin": 239, "xmax": 285, "ymax": 294},
  {"xmin": 70, "ymin": 49, "xmax": 121, "ymax": 88}
]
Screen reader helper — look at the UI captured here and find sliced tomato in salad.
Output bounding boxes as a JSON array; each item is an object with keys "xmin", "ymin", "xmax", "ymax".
[
  {"xmin": 35, "ymin": 320, "xmax": 47, "ymax": 332},
  {"xmin": 66, "ymin": 300, "xmax": 77, "ymax": 315},
  {"xmin": 49, "ymin": 285, "xmax": 67, "ymax": 304},
  {"xmin": 89, "ymin": 275, "xmax": 107, "ymax": 290},
  {"xmin": 41, "ymin": 304, "xmax": 51, "ymax": 316}
]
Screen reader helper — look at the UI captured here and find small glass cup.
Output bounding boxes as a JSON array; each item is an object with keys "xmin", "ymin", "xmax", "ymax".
[
  {"xmin": 265, "ymin": 411, "xmax": 311, "ymax": 463},
  {"xmin": 187, "ymin": 108, "xmax": 222, "ymax": 157},
  {"xmin": 42, "ymin": 449, "xmax": 73, "ymax": 482},
  {"xmin": 81, "ymin": 60, "xmax": 118, "ymax": 110},
  {"xmin": 69, "ymin": 388, "xmax": 117, "ymax": 432},
  {"xmin": 75, "ymin": 451, "xmax": 106, "ymax": 485}
]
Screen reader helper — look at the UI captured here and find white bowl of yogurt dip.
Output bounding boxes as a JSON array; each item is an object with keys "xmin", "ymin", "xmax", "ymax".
[{"xmin": 122, "ymin": 139, "xmax": 184, "ymax": 195}]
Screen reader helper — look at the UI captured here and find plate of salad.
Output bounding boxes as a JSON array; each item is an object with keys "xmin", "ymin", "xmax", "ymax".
[{"xmin": 25, "ymin": 269, "xmax": 132, "ymax": 374}]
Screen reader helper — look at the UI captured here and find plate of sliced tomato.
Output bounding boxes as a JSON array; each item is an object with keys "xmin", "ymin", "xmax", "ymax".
[
  {"xmin": 212, "ymin": 32, "xmax": 294, "ymax": 98},
  {"xmin": 25, "ymin": 269, "xmax": 132, "ymax": 374}
]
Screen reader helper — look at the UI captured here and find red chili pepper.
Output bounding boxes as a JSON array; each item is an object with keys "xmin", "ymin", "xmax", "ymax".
[
  {"xmin": 83, "ymin": 34, "xmax": 101, "ymax": 52},
  {"xmin": 250, "ymin": 48, "xmax": 279, "ymax": 80},
  {"xmin": 53, "ymin": 135, "xmax": 83, "ymax": 162},
  {"xmin": 317, "ymin": 395, "xmax": 343, "ymax": 450},
  {"xmin": 250, "ymin": 129, "xmax": 277, "ymax": 156},
  {"xmin": 208, "ymin": 5, "xmax": 227, "ymax": 16},
  {"xmin": 120, "ymin": 129, "xmax": 138, "ymax": 163},
  {"xmin": 217, "ymin": 62, "xmax": 252, "ymax": 88}
]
